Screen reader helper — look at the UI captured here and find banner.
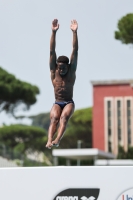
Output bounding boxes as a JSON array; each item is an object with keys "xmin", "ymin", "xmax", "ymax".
[{"xmin": 0, "ymin": 167, "xmax": 132, "ymax": 200}]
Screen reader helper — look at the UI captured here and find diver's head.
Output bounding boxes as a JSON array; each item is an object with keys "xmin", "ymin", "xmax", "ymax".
[{"xmin": 57, "ymin": 56, "xmax": 69, "ymax": 76}]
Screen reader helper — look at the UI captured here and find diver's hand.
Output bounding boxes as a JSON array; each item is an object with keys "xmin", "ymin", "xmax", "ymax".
[
  {"xmin": 70, "ymin": 19, "xmax": 78, "ymax": 32},
  {"xmin": 52, "ymin": 19, "xmax": 59, "ymax": 32}
]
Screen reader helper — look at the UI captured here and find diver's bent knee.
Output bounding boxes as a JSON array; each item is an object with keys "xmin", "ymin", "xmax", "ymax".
[
  {"xmin": 60, "ymin": 116, "xmax": 69, "ymax": 125},
  {"xmin": 50, "ymin": 117, "xmax": 59, "ymax": 125}
]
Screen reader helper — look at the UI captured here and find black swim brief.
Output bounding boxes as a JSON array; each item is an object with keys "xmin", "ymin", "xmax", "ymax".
[{"xmin": 54, "ymin": 100, "xmax": 74, "ymax": 109}]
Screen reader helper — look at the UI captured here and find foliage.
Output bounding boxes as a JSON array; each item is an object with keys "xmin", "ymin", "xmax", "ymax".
[
  {"xmin": 115, "ymin": 13, "xmax": 133, "ymax": 45},
  {"xmin": 117, "ymin": 146, "xmax": 127, "ymax": 159},
  {"xmin": 0, "ymin": 67, "xmax": 39, "ymax": 116},
  {"xmin": 0, "ymin": 124, "xmax": 47, "ymax": 153},
  {"xmin": 126, "ymin": 146, "xmax": 133, "ymax": 159},
  {"xmin": 58, "ymin": 157, "xmax": 93, "ymax": 166},
  {"xmin": 30, "ymin": 112, "xmax": 50, "ymax": 130},
  {"xmin": 117, "ymin": 146, "xmax": 133, "ymax": 159},
  {"xmin": 22, "ymin": 158, "xmax": 50, "ymax": 167}
]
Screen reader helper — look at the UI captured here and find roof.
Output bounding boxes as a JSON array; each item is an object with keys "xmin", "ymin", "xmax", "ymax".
[
  {"xmin": 91, "ymin": 80, "xmax": 133, "ymax": 86},
  {"xmin": 52, "ymin": 148, "xmax": 116, "ymax": 160}
]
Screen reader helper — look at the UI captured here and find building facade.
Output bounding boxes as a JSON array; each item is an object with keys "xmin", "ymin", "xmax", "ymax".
[{"xmin": 92, "ymin": 80, "xmax": 133, "ymax": 155}]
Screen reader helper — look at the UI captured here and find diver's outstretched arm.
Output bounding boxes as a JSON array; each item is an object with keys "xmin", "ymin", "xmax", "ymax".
[
  {"xmin": 49, "ymin": 19, "xmax": 59, "ymax": 72},
  {"xmin": 70, "ymin": 19, "xmax": 78, "ymax": 71}
]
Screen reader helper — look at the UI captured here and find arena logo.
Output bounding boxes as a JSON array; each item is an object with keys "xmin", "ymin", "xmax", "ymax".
[
  {"xmin": 56, "ymin": 196, "xmax": 95, "ymax": 200},
  {"xmin": 56, "ymin": 197, "xmax": 78, "ymax": 200},
  {"xmin": 53, "ymin": 188, "xmax": 100, "ymax": 200},
  {"xmin": 116, "ymin": 188, "xmax": 133, "ymax": 200}
]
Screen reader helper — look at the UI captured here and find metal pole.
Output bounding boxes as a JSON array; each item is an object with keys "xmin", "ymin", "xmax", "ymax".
[
  {"xmin": 66, "ymin": 159, "xmax": 71, "ymax": 166},
  {"xmin": 77, "ymin": 140, "xmax": 82, "ymax": 166},
  {"xmin": 93, "ymin": 155, "xmax": 98, "ymax": 166},
  {"xmin": 77, "ymin": 140, "xmax": 82, "ymax": 148},
  {"xmin": 53, "ymin": 156, "xmax": 58, "ymax": 166}
]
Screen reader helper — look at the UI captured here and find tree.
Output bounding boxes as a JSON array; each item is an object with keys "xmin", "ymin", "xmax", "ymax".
[
  {"xmin": 114, "ymin": 13, "xmax": 133, "ymax": 45},
  {"xmin": 117, "ymin": 146, "xmax": 127, "ymax": 159},
  {"xmin": 126, "ymin": 146, "xmax": 133, "ymax": 159},
  {"xmin": 0, "ymin": 67, "xmax": 39, "ymax": 116},
  {"xmin": 30, "ymin": 112, "xmax": 50, "ymax": 130},
  {"xmin": 0, "ymin": 124, "xmax": 53, "ymax": 166},
  {"xmin": 0, "ymin": 125, "xmax": 47, "ymax": 153},
  {"xmin": 117, "ymin": 146, "xmax": 133, "ymax": 159}
]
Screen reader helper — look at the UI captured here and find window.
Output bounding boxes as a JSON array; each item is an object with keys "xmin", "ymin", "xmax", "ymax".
[
  {"xmin": 107, "ymin": 101, "xmax": 112, "ymax": 152},
  {"xmin": 108, "ymin": 141, "xmax": 112, "ymax": 153},
  {"xmin": 127, "ymin": 100, "xmax": 131, "ymax": 145},
  {"xmin": 117, "ymin": 100, "xmax": 121, "ymax": 143}
]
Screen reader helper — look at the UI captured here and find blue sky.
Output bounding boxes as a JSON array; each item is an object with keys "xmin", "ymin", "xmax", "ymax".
[{"xmin": 0, "ymin": 0, "xmax": 133, "ymax": 125}]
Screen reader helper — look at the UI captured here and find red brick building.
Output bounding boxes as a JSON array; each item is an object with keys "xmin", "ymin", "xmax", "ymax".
[{"xmin": 91, "ymin": 80, "xmax": 133, "ymax": 155}]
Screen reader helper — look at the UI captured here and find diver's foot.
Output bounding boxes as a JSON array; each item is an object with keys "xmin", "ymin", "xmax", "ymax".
[
  {"xmin": 46, "ymin": 140, "xmax": 53, "ymax": 149},
  {"xmin": 52, "ymin": 138, "xmax": 60, "ymax": 147}
]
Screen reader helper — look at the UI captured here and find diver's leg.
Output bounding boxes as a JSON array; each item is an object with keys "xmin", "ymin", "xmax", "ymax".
[
  {"xmin": 46, "ymin": 104, "xmax": 62, "ymax": 149},
  {"xmin": 52, "ymin": 103, "xmax": 75, "ymax": 146}
]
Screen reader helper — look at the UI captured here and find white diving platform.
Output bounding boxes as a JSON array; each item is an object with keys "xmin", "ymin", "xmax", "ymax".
[{"xmin": 52, "ymin": 148, "xmax": 116, "ymax": 165}]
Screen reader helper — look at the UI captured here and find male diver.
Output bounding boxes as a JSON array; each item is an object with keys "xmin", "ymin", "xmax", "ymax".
[{"xmin": 46, "ymin": 19, "xmax": 78, "ymax": 149}]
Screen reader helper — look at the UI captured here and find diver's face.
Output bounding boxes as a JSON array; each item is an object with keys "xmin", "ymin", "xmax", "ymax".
[{"xmin": 57, "ymin": 62, "xmax": 68, "ymax": 76}]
